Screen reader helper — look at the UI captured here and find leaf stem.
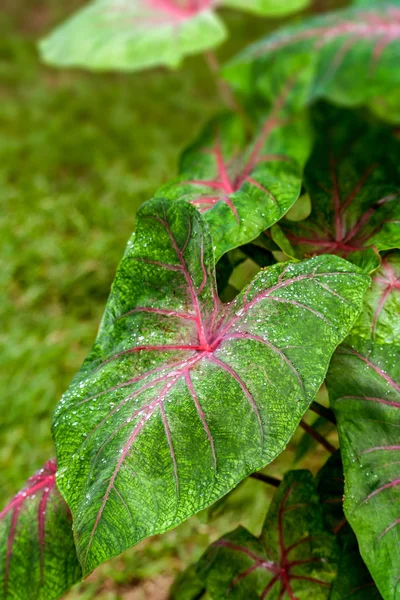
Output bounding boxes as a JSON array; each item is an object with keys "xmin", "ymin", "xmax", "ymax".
[
  {"xmin": 203, "ymin": 51, "xmax": 239, "ymax": 112},
  {"xmin": 250, "ymin": 472, "xmax": 281, "ymax": 487},
  {"xmin": 299, "ymin": 420, "xmax": 336, "ymax": 454},
  {"xmin": 310, "ymin": 401, "xmax": 336, "ymax": 425}
]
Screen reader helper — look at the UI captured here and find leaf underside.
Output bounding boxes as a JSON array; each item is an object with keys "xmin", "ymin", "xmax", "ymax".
[
  {"xmin": 39, "ymin": 0, "xmax": 226, "ymax": 72},
  {"xmin": 224, "ymin": 1, "xmax": 400, "ymax": 122},
  {"xmin": 0, "ymin": 459, "xmax": 81, "ymax": 600},
  {"xmin": 197, "ymin": 470, "xmax": 338, "ymax": 599},
  {"xmin": 328, "ymin": 338, "xmax": 400, "ymax": 600},
  {"xmin": 159, "ymin": 102, "xmax": 311, "ymax": 260},
  {"xmin": 276, "ymin": 108, "xmax": 400, "ymax": 262},
  {"xmin": 53, "ymin": 199, "xmax": 368, "ymax": 574}
]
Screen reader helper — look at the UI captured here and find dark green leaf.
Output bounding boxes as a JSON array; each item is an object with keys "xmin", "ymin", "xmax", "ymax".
[
  {"xmin": 316, "ymin": 453, "xmax": 382, "ymax": 600},
  {"xmin": 197, "ymin": 470, "xmax": 338, "ymax": 599},
  {"xmin": 53, "ymin": 199, "xmax": 368, "ymax": 574},
  {"xmin": 39, "ymin": 0, "xmax": 226, "ymax": 72},
  {"xmin": 294, "ymin": 416, "xmax": 335, "ymax": 464},
  {"xmin": 276, "ymin": 109, "xmax": 400, "ymax": 261},
  {"xmin": 328, "ymin": 338, "xmax": 400, "ymax": 600},
  {"xmin": 352, "ymin": 251, "xmax": 400, "ymax": 344},
  {"xmin": 159, "ymin": 106, "xmax": 311, "ymax": 260},
  {"xmin": 0, "ymin": 459, "xmax": 81, "ymax": 600},
  {"xmin": 169, "ymin": 564, "xmax": 205, "ymax": 600},
  {"xmin": 225, "ymin": 1, "xmax": 400, "ymax": 122}
]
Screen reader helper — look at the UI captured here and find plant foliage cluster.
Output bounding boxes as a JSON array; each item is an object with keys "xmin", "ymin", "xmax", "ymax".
[{"xmin": 2, "ymin": 0, "xmax": 400, "ymax": 598}]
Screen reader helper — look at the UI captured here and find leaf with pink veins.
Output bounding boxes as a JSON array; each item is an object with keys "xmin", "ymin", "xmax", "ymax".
[
  {"xmin": 196, "ymin": 470, "xmax": 338, "ymax": 599},
  {"xmin": 328, "ymin": 338, "xmax": 400, "ymax": 600},
  {"xmin": 0, "ymin": 459, "xmax": 81, "ymax": 600},
  {"xmin": 53, "ymin": 198, "xmax": 368, "ymax": 574},
  {"xmin": 159, "ymin": 102, "xmax": 311, "ymax": 260},
  {"xmin": 275, "ymin": 107, "xmax": 400, "ymax": 265},
  {"xmin": 39, "ymin": 0, "xmax": 226, "ymax": 72},
  {"xmin": 225, "ymin": 0, "xmax": 400, "ymax": 122},
  {"xmin": 352, "ymin": 251, "xmax": 400, "ymax": 344}
]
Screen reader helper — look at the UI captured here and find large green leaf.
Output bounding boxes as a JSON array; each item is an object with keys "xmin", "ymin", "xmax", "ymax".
[
  {"xmin": 0, "ymin": 459, "xmax": 81, "ymax": 600},
  {"xmin": 39, "ymin": 0, "xmax": 226, "ymax": 72},
  {"xmin": 328, "ymin": 338, "xmax": 400, "ymax": 600},
  {"xmin": 275, "ymin": 109, "xmax": 400, "ymax": 262},
  {"xmin": 316, "ymin": 452, "xmax": 382, "ymax": 600},
  {"xmin": 197, "ymin": 470, "xmax": 338, "ymax": 598},
  {"xmin": 159, "ymin": 106, "xmax": 311, "ymax": 260},
  {"xmin": 352, "ymin": 252, "xmax": 400, "ymax": 344},
  {"xmin": 224, "ymin": 1, "xmax": 400, "ymax": 123},
  {"xmin": 53, "ymin": 199, "xmax": 368, "ymax": 574},
  {"xmin": 220, "ymin": 0, "xmax": 310, "ymax": 17}
]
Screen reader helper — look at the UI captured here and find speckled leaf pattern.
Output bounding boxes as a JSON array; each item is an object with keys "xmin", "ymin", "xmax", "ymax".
[
  {"xmin": 316, "ymin": 453, "xmax": 382, "ymax": 600},
  {"xmin": 53, "ymin": 199, "xmax": 368, "ymax": 574},
  {"xmin": 220, "ymin": 0, "xmax": 310, "ymax": 16},
  {"xmin": 276, "ymin": 109, "xmax": 400, "ymax": 260},
  {"xmin": 197, "ymin": 470, "xmax": 338, "ymax": 599},
  {"xmin": 352, "ymin": 252, "xmax": 400, "ymax": 344},
  {"xmin": 159, "ymin": 105, "xmax": 311, "ymax": 260},
  {"xmin": 39, "ymin": 0, "xmax": 226, "ymax": 72},
  {"xmin": 224, "ymin": 1, "xmax": 400, "ymax": 122},
  {"xmin": 0, "ymin": 459, "xmax": 81, "ymax": 600},
  {"xmin": 328, "ymin": 339, "xmax": 400, "ymax": 600}
]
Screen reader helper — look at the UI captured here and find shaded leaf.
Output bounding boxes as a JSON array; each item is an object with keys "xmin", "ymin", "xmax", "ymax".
[
  {"xmin": 328, "ymin": 338, "xmax": 400, "ymax": 600},
  {"xmin": 220, "ymin": 0, "xmax": 310, "ymax": 17},
  {"xmin": 197, "ymin": 470, "xmax": 338, "ymax": 599},
  {"xmin": 39, "ymin": 0, "xmax": 226, "ymax": 72},
  {"xmin": 53, "ymin": 199, "xmax": 369, "ymax": 574},
  {"xmin": 352, "ymin": 251, "xmax": 400, "ymax": 344},
  {"xmin": 225, "ymin": 1, "xmax": 400, "ymax": 122},
  {"xmin": 316, "ymin": 453, "xmax": 382, "ymax": 600},
  {"xmin": 294, "ymin": 416, "xmax": 335, "ymax": 464},
  {"xmin": 159, "ymin": 103, "xmax": 311, "ymax": 260},
  {"xmin": 0, "ymin": 459, "xmax": 81, "ymax": 600},
  {"xmin": 276, "ymin": 108, "xmax": 400, "ymax": 262},
  {"xmin": 169, "ymin": 563, "xmax": 205, "ymax": 600}
]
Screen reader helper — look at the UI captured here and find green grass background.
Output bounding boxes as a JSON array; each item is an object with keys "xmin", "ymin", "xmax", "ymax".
[{"xmin": 1, "ymin": 2, "xmax": 339, "ymax": 597}]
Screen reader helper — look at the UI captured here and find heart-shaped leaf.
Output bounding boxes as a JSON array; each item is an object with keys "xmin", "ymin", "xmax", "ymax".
[
  {"xmin": 224, "ymin": 1, "xmax": 400, "ymax": 122},
  {"xmin": 39, "ymin": 0, "xmax": 226, "ymax": 72},
  {"xmin": 0, "ymin": 459, "xmax": 81, "ymax": 600},
  {"xmin": 53, "ymin": 199, "xmax": 368, "ymax": 574},
  {"xmin": 275, "ymin": 109, "xmax": 400, "ymax": 262},
  {"xmin": 197, "ymin": 470, "xmax": 338, "ymax": 598},
  {"xmin": 328, "ymin": 338, "xmax": 400, "ymax": 600},
  {"xmin": 316, "ymin": 453, "xmax": 382, "ymax": 600},
  {"xmin": 159, "ymin": 104, "xmax": 311, "ymax": 260},
  {"xmin": 352, "ymin": 251, "xmax": 400, "ymax": 344},
  {"xmin": 220, "ymin": 0, "xmax": 310, "ymax": 16}
]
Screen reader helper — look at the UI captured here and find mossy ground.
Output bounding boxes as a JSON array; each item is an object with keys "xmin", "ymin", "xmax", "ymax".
[{"xmin": 1, "ymin": 3, "xmax": 337, "ymax": 597}]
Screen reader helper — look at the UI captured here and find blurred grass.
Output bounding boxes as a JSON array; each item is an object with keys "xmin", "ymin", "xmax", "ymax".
[{"xmin": 1, "ymin": 2, "xmax": 340, "ymax": 597}]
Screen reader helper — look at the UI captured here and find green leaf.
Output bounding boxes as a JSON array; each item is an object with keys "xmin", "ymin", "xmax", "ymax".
[
  {"xmin": 170, "ymin": 564, "xmax": 205, "ymax": 600},
  {"xmin": 316, "ymin": 453, "xmax": 382, "ymax": 600},
  {"xmin": 159, "ymin": 107, "xmax": 311, "ymax": 260},
  {"xmin": 276, "ymin": 108, "xmax": 400, "ymax": 261},
  {"xmin": 224, "ymin": 1, "xmax": 400, "ymax": 122},
  {"xmin": 294, "ymin": 416, "xmax": 335, "ymax": 464},
  {"xmin": 39, "ymin": 0, "xmax": 226, "ymax": 72},
  {"xmin": 53, "ymin": 198, "xmax": 368, "ymax": 574},
  {"xmin": 328, "ymin": 338, "xmax": 400, "ymax": 600},
  {"xmin": 0, "ymin": 459, "xmax": 81, "ymax": 600},
  {"xmin": 351, "ymin": 251, "xmax": 400, "ymax": 344},
  {"xmin": 197, "ymin": 470, "xmax": 338, "ymax": 598},
  {"xmin": 220, "ymin": 0, "xmax": 310, "ymax": 17}
]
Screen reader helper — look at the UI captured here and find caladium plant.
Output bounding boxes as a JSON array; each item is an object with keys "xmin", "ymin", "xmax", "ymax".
[
  {"xmin": 7, "ymin": 2, "xmax": 400, "ymax": 598},
  {"xmin": 274, "ymin": 108, "xmax": 400, "ymax": 265},
  {"xmin": 52, "ymin": 198, "xmax": 368, "ymax": 574},
  {"xmin": 0, "ymin": 460, "xmax": 81, "ymax": 600},
  {"xmin": 225, "ymin": 0, "xmax": 400, "ymax": 123},
  {"xmin": 328, "ymin": 339, "xmax": 400, "ymax": 600},
  {"xmin": 39, "ymin": 0, "xmax": 310, "ymax": 73},
  {"xmin": 159, "ymin": 101, "xmax": 311, "ymax": 260}
]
